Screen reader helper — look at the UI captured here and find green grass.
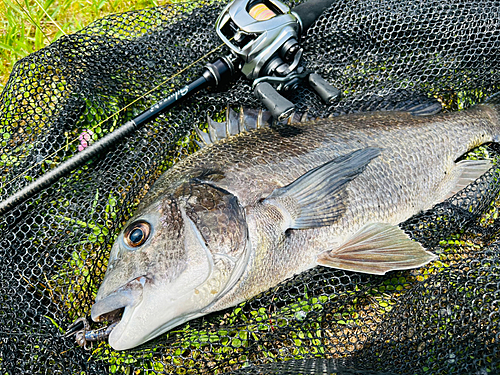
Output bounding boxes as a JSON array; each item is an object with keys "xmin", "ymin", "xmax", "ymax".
[{"xmin": 0, "ymin": 0, "xmax": 170, "ymax": 91}]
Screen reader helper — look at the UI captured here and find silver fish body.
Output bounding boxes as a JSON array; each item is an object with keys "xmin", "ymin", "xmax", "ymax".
[{"xmin": 91, "ymin": 97, "xmax": 500, "ymax": 350}]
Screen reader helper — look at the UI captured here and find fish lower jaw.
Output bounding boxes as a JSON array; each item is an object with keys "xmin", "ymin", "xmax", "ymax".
[
  {"xmin": 142, "ymin": 311, "xmax": 207, "ymax": 344},
  {"xmin": 107, "ymin": 304, "xmax": 137, "ymax": 350},
  {"xmin": 108, "ymin": 306, "xmax": 206, "ymax": 351}
]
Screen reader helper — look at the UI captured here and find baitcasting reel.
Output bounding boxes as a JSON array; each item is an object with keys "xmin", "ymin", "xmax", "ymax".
[{"xmin": 214, "ymin": 0, "xmax": 340, "ymax": 120}]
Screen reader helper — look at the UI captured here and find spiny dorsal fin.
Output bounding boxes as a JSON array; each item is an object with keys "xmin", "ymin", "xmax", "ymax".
[
  {"xmin": 208, "ymin": 115, "xmax": 227, "ymax": 142},
  {"xmin": 195, "ymin": 107, "xmax": 322, "ymax": 148},
  {"xmin": 257, "ymin": 109, "xmax": 273, "ymax": 129},
  {"xmin": 196, "ymin": 106, "xmax": 275, "ymax": 148},
  {"xmin": 241, "ymin": 108, "xmax": 259, "ymax": 131},
  {"xmin": 239, "ymin": 107, "xmax": 247, "ymax": 131},
  {"xmin": 300, "ymin": 112, "xmax": 310, "ymax": 122},
  {"xmin": 196, "ymin": 123, "xmax": 212, "ymax": 146},
  {"xmin": 226, "ymin": 107, "xmax": 240, "ymax": 136}
]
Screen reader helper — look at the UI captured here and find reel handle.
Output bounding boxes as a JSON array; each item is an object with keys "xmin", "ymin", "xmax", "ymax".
[
  {"xmin": 254, "ymin": 82, "xmax": 295, "ymax": 121},
  {"xmin": 308, "ymin": 73, "xmax": 341, "ymax": 103}
]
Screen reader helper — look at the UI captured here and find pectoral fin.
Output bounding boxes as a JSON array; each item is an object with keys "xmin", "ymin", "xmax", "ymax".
[
  {"xmin": 264, "ymin": 147, "xmax": 381, "ymax": 229},
  {"xmin": 317, "ymin": 223, "xmax": 437, "ymax": 275}
]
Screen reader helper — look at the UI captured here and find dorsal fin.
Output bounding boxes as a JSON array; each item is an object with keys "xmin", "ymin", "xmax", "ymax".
[
  {"xmin": 208, "ymin": 115, "xmax": 227, "ymax": 142},
  {"xmin": 195, "ymin": 107, "xmax": 321, "ymax": 148},
  {"xmin": 240, "ymin": 107, "xmax": 259, "ymax": 131},
  {"xmin": 196, "ymin": 107, "xmax": 274, "ymax": 148},
  {"xmin": 226, "ymin": 107, "xmax": 240, "ymax": 136},
  {"xmin": 195, "ymin": 125, "xmax": 212, "ymax": 146}
]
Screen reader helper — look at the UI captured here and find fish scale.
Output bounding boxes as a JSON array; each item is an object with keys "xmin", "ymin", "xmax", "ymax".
[{"xmin": 90, "ymin": 97, "xmax": 500, "ymax": 350}]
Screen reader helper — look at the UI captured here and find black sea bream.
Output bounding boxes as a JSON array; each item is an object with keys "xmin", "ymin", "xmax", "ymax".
[{"xmin": 91, "ymin": 97, "xmax": 500, "ymax": 350}]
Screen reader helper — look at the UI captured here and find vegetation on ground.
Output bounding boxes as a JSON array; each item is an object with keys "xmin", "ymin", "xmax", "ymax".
[{"xmin": 0, "ymin": 0, "xmax": 173, "ymax": 91}]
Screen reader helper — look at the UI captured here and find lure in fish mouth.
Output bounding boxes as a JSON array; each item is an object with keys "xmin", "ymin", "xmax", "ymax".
[
  {"xmin": 68, "ymin": 96, "xmax": 500, "ymax": 350},
  {"xmin": 64, "ymin": 308, "xmax": 123, "ymax": 350},
  {"xmin": 65, "ymin": 276, "xmax": 146, "ymax": 349}
]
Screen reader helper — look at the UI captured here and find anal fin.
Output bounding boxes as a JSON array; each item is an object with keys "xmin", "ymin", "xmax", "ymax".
[{"xmin": 317, "ymin": 223, "xmax": 437, "ymax": 275}]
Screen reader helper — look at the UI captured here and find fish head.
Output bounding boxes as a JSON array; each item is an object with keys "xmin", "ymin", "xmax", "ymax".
[{"xmin": 91, "ymin": 181, "xmax": 249, "ymax": 350}]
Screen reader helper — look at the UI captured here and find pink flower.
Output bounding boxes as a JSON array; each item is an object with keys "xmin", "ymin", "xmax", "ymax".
[{"xmin": 78, "ymin": 129, "xmax": 94, "ymax": 151}]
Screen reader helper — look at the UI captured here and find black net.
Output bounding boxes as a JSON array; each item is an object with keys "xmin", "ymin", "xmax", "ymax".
[{"xmin": 1, "ymin": 0, "xmax": 500, "ymax": 374}]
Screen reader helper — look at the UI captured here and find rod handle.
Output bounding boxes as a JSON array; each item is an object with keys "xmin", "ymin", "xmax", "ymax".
[{"xmin": 292, "ymin": 0, "xmax": 336, "ymax": 32}]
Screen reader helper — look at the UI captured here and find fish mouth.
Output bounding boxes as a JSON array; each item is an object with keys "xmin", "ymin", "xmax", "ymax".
[
  {"xmin": 96, "ymin": 307, "xmax": 124, "ymax": 325},
  {"xmin": 91, "ymin": 275, "xmax": 148, "ymax": 324}
]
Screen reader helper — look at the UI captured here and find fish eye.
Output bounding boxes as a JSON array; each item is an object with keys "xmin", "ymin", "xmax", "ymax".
[{"xmin": 124, "ymin": 221, "xmax": 151, "ymax": 248}]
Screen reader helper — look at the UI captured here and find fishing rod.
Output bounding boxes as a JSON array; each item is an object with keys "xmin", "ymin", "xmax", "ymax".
[{"xmin": 0, "ymin": 0, "xmax": 338, "ymax": 216}]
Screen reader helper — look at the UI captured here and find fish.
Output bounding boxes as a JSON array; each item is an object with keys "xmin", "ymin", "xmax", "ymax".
[{"xmin": 90, "ymin": 94, "xmax": 500, "ymax": 350}]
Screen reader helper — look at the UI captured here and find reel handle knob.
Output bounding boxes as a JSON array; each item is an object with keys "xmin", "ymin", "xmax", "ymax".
[
  {"xmin": 254, "ymin": 82, "xmax": 295, "ymax": 121},
  {"xmin": 308, "ymin": 73, "xmax": 341, "ymax": 103}
]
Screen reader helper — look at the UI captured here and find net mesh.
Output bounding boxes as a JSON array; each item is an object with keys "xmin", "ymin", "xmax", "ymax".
[{"xmin": 1, "ymin": 0, "xmax": 500, "ymax": 373}]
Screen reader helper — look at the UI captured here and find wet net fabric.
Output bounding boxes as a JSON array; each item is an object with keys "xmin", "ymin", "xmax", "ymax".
[{"xmin": 1, "ymin": 0, "xmax": 500, "ymax": 373}]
